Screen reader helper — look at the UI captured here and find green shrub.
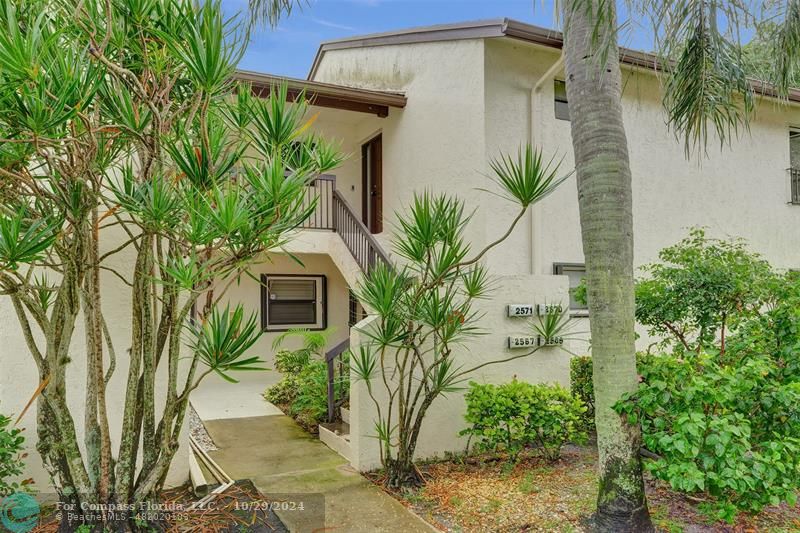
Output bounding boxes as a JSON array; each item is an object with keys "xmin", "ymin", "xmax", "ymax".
[
  {"xmin": 264, "ymin": 329, "xmax": 349, "ymax": 432},
  {"xmin": 461, "ymin": 380, "xmax": 587, "ymax": 462},
  {"xmin": 616, "ymin": 352, "xmax": 800, "ymax": 520},
  {"xmin": 263, "ymin": 372, "xmax": 300, "ymax": 406},
  {"xmin": 0, "ymin": 412, "xmax": 29, "ymax": 496},
  {"xmin": 635, "ymin": 228, "xmax": 774, "ymax": 354},
  {"xmin": 569, "ymin": 356, "xmax": 594, "ymax": 428}
]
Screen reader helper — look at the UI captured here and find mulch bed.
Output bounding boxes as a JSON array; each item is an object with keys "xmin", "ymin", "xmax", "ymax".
[{"xmin": 371, "ymin": 446, "xmax": 800, "ymax": 532}]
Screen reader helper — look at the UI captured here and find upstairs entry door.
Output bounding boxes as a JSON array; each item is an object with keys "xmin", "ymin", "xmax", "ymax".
[{"xmin": 361, "ymin": 134, "xmax": 382, "ymax": 234}]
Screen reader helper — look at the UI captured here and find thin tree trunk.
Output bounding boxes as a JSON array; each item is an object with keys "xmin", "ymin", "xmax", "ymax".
[{"xmin": 560, "ymin": 2, "xmax": 653, "ymax": 531}]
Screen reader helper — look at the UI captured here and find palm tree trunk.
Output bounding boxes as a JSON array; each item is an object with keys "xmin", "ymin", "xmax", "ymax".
[{"xmin": 560, "ymin": 2, "xmax": 653, "ymax": 531}]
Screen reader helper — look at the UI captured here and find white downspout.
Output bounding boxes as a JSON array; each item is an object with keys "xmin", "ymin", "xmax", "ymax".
[{"xmin": 529, "ymin": 55, "xmax": 564, "ymax": 275}]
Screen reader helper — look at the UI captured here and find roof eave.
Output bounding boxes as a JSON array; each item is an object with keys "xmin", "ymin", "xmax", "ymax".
[
  {"xmin": 307, "ymin": 17, "xmax": 800, "ymax": 105},
  {"xmin": 233, "ymin": 70, "xmax": 406, "ymax": 117}
]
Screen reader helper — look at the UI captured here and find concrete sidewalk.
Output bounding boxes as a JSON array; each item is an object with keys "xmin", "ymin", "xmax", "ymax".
[{"xmin": 203, "ymin": 414, "xmax": 435, "ymax": 533}]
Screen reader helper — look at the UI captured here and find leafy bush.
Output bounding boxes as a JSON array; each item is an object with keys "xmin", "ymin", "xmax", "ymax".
[
  {"xmin": 569, "ymin": 356, "xmax": 594, "ymax": 429},
  {"xmin": 0, "ymin": 412, "xmax": 29, "ymax": 496},
  {"xmin": 576, "ymin": 231, "xmax": 800, "ymax": 519},
  {"xmin": 616, "ymin": 352, "xmax": 800, "ymax": 520},
  {"xmin": 288, "ymin": 361, "xmax": 330, "ymax": 430},
  {"xmin": 263, "ymin": 370, "xmax": 300, "ymax": 406},
  {"xmin": 635, "ymin": 228, "xmax": 774, "ymax": 354},
  {"xmin": 461, "ymin": 380, "xmax": 587, "ymax": 462},
  {"xmin": 264, "ymin": 329, "xmax": 349, "ymax": 432}
]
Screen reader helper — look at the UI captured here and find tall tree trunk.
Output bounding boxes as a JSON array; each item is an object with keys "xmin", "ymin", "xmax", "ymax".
[{"xmin": 560, "ymin": 2, "xmax": 653, "ymax": 531}]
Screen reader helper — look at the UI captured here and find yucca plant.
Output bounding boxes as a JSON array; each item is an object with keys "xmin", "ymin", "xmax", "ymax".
[
  {"xmin": 0, "ymin": 0, "xmax": 338, "ymax": 529},
  {"xmin": 351, "ymin": 144, "xmax": 572, "ymax": 488}
]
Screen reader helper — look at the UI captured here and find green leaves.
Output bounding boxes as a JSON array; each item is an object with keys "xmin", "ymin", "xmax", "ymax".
[
  {"xmin": 350, "ymin": 345, "xmax": 377, "ymax": 382},
  {"xmin": 355, "ymin": 262, "xmax": 410, "ymax": 318},
  {"xmin": 168, "ymin": 116, "xmax": 243, "ymax": 190},
  {"xmin": 0, "ymin": 410, "xmax": 29, "ymax": 496},
  {"xmin": 188, "ymin": 304, "xmax": 266, "ymax": 383},
  {"xmin": 0, "ymin": 1, "xmax": 45, "ymax": 81},
  {"xmin": 110, "ymin": 166, "xmax": 182, "ymax": 232},
  {"xmin": 0, "ymin": 208, "xmax": 58, "ymax": 270},
  {"xmin": 615, "ymin": 351, "xmax": 800, "ymax": 516},
  {"xmin": 487, "ymin": 144, "xmax": 571, "ymax": 208},
  {"xmin": 635, "ymin": 228, "xmax": 774, "ymax": 354},
  {"xmin": 663, "ymin": 19, "xmax": 753, "ymax": 156},
  {"xmin": 167, "ymin": 0, "xmax": 244, "ymax": 96},
  {"xmin": 461, "ymin": 380, "xmax": 588, "ymax": 462},
  {"xmin": 249, "ymin": 83, "xmax": 311, "ymax": 160}
]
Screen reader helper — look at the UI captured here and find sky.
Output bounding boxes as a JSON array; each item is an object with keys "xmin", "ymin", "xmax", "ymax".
[{"xmin": 223, "ymin": 0, "xmax": 652, "ymax": 79}]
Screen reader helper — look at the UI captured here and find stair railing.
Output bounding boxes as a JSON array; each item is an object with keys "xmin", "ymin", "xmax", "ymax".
[{"xmin": 325, "ymin": 338, "xmax": 351, "ymax": 423}]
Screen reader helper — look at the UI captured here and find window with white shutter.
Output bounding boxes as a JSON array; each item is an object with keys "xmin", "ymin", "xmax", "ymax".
[{"xmin": 261, "ymin": 275, "xmax": 326, "ymax": 331}]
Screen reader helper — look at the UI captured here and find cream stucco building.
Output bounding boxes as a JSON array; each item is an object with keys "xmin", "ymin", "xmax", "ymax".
[{"xmin": 4, "ymin": 18, "xmax": 800, "ymax": 488}]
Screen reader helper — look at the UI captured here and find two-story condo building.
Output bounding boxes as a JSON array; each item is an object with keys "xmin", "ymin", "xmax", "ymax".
[{"xmin": 4, "ymin": 18, "xmax": 800, "ymax": 487}]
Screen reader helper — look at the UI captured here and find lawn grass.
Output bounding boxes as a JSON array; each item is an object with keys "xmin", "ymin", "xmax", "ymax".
[{"xmin": 380, "ymin": 446, "xmax": 800, "ymax": 532}]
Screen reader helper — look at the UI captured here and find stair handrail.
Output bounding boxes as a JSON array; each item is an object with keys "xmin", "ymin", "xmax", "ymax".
[
  {"xmin": 325, "ymin": 338, "xmax": 351, "ymax": 423},
  {"xmin": 324, "ymin": 192, "xmax": 392, "ymax": 424},
  {"xmin": 332, "ymin": 190, "xmax": 392, "ymax": 269}
]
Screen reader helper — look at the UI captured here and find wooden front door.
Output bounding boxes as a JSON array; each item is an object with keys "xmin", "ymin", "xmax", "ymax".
[{"xmin": 361, "ymin": 135, "xmax": 382, "ymax": 233}]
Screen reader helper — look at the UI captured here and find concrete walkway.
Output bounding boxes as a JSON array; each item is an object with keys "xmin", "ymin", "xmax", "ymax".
[{"xmin": 201, "ymin": 412, "xmax": 435, "ymax": 532}]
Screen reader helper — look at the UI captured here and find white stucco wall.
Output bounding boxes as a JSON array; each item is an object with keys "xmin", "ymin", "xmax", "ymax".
[
  {"xmin": 348, "ymin": 274, "xmax": 573, "ymax": 471},
  {"xmin": 313, "ymin": 39, "xmax": 491, "ymax": 253},
  {"xmin": 316, "ymin": 37, "xmax": 800, "ymax": 278},
  {"xmin": 311, "ymin": 34, "xmax": 800, "ymax": 469},
  {"xmin": 481, "ymin": 38, "xmax": 800, "ymax": 274},
  {"xmin": 213, "ymin": 248, "xmax": 353, "ymax": 369},
  {"xmin": 309, "ymin": 108, "xmax": 386, "ymax": 219}
]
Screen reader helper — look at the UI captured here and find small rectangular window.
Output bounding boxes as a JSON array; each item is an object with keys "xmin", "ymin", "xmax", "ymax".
[
  {"xmin": 553, "ymin": 263, "xmax": 587, "ymax": 313},
  {"xmin": 554, "ymin": 80, "xmax": 570, "ymax": 121},
  {"xmin": 261, "ymin": 275, "xmax": 326, "ymax": 331},
  {"xmin": 348, "ymin": 290, "xmax": 366, "ymax": 328},
  {"xmin": 790, "ymin": 129, "xmax": 800, "ymax": 204}
]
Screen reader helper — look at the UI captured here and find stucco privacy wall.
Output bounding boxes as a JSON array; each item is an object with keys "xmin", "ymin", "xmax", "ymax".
[
  {"xmin": 481, "ymin": 38, "xmax": 800, "ymax": 273},
  {"xmin": 311, "ymin": 39, "xmax": 493, "ymax": 254},
  {"xmin": 348, "ymin": 274, "xmax": 573, "ymax": 471},
  {"xmin": 0, "ymin": 225, "xmax": 189, "ymax": 494}
]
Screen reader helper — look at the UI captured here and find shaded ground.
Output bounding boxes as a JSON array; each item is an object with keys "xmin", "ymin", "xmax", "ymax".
[{"xmin": 378, "ymin": 446, "xmax": 800, "ymax": 532}]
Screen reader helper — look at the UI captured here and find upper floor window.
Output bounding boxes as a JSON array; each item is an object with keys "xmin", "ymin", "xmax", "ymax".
[
  {"xmin": 790, "ymin": 129, "xmax": 800, "ymax": 204},
  {"xmin": 554, "ymin": 80, "xmax": 570, "ymax": 121}
]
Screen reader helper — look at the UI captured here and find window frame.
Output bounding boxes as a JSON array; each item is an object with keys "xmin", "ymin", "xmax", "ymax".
[
  {"xmin": 789, "ymin": 128, "xmax": 800, "ymax": 204},
  {"xmin": 554, "ymin": 79, "xmax": 570, "ymax": 121},
  {"xmin": 260, "ymin": 274, "xmax": 327, "ymax": 332},
  {"xmin": 553, "ymin": 262, "xmax": 588, "ymax": 316}
]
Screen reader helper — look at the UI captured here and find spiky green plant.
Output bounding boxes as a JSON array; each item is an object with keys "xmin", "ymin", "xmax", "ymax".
[
  {"xmin": 350, "ymin": 145, "xmax": 572, "ymax": 489},
  {"xmin": 0, "ymin": 0, "xmax": 340, "ymax": 528}
]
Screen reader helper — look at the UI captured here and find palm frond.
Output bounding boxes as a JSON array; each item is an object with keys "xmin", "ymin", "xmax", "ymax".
[{"xmin": 248, "ymin": 0, "xmax": 308, "ymax": 29}]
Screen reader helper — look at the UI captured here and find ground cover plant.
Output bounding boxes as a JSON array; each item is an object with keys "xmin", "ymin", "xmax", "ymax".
[{"xmin": 385, "ymin": 447, "xmax": 800, "ymax": 532}]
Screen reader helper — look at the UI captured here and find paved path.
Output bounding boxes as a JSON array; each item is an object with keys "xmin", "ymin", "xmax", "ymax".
[
  {"xmin": 192, "ymin": 372, "xmax": 283, "ymax": 420},
  {"xmin": 201, "ymin": 413, "xmax": 435, "ymax": 532}
]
